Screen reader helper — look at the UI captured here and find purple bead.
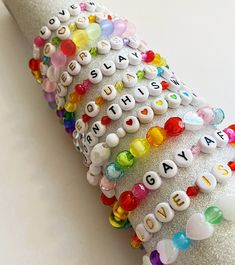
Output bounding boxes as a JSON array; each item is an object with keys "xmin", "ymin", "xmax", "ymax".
[
  {"xmin": 57, "ymin": 109, "xmax": 66, "ymax": 118},
  {"xmin": 43, "ymin": 91, "xmax": 55, "ymax": 102},
  {"xmin": 123, "ymin": 37, "xmax": 130, "ymax": 46},
  {"xmin": 65, "ymin": 127, "xmax": 75, "ymax": 135},
  {"xmin": 150, "ymin": 250, "xmax": 163, "ymax": 265}
]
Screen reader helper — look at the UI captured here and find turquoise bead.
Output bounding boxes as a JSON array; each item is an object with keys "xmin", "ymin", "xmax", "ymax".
[
  {"xmin": 157, "ymin": 67, "xmax": 164, "ymax": 76},
  {"xmin": 105, "ymin": 163, "xmax": 124, "ymax": 181},
  {"xmin": 42, "ymin": 56, "xmax": 50, "ymax": 65},
  {"xmin": 211, "ymin": 108, "xmax": 225, "ymax": 125},
  {"xmin": 172, "ymin": 231, "xmax": 191, "ymax": 250}
]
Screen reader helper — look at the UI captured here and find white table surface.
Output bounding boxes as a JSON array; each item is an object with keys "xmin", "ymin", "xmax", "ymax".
[{"xmin": 0, "ymin": 1, "xmax": 234, "ymax": 265}]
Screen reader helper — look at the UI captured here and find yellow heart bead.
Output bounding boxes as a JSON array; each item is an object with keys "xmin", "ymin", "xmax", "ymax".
[
  {"xmin": 130, "ymin": 138, "xmax": 150, "ymax": 158},
  {"xmin": 146, "ymin": 126, "xmax": 167, "ymax": 147},
  {"xmin": 72, "ymin": 30, "xmax": 89, "ymax": 48}
]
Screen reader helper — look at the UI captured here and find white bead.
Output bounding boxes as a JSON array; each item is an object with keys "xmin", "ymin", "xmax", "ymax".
[
  {"xmin": 89, "ymin": 164, "xmax": 101, "ymax": 176},
  {"xmin": 212, "ymin": 130, "xmax": 229, "ymax": 148},
  {"xmin": 151, "ymin": 98, "xmax": 168, "ymax": 115},
  {"xmin": 143, "ymin": 171, "xmax": 162, "ymax": 190},
  {"xmin": 56, "ymin": 25, "xmax": 70, "ymax": 40},
  {"xmin": 101, "ymin": 85, "xmax": 117, "ymax": 101},
  {"xmin": 148, "ymin": 81, "xmax": 163, "ymax": 97},
  {"xmin": 116, "ymin": 128, "xmax": 126, "ymax": 138},
  {"xmin": 169, "ymin": 191, "xmax": 190, "ymax": 211},
  {"xmin": 76, "ymin": 15, "xmax": 89, "ymax": 29},
  {"xmin": 87, "ymin": 171, "xmax": 100, "ymax": 186},
  {"xmin": 115, "ymin": 54, "xmax": 129, "ymax": 69},
  {"xmin": 68, "ymin": 3, "xmax": 81, "ymax": 16},
  {"xmin": 191, "ymin": 93, "xmax": 207, "ymax": 107},
  {"xmin": 179, "ymin": 90, "xmax": 193, "ymax": 106},
  {"xmin": 106, "ymin": 133, "xmax": 120, "ymax": 148},
  {"xmin": 216, "ymin": 195, "xmax": 235, "ymax": 221},
  {"xmin": 156, "ymin": 239, "xmax": 179, "ymax": 265},
  {"xmin": 97, "ymin": 40, "xmax": 111, "ymax": 55},
  {"xmin": 168, "ymin": 76, "xmax": 182, "ymax": 92},
  {"xmin": 57, "ymin": 9, "xmax": 70, "ymax": 22},
  {"xmin": 196, "ymin": 173, "xmax": 217, "ymax": 193},
  {"xmin": 82, "ymin": 142, "xmax": 91, "ymax": 156},
  {"xmin": 77, "ymin": 50, "xmax": 92, "ymax": 65},
  {"xmin": 88, "ymin": 68, "xmax": 103, "ymax": 84},
  {"xmin": 198, "ymin": 135, "xmax": 217, "ymax": 154},
  {"xmin": 174, "ymin": 149, "xmax": 194, "ymax": 168},
  {"xmin": 123, "ymin": 116, "xmax": 140, "ymax": 133},
  {"xmin": 155, "ymin": 202, "xmax": 175, "ymax": 223},
  {"xmin": 128, "ymin": 37, "xmax": 140, "ymax": 49},
  {"xmin": 100, "ymin": 60, "xmax": 116, "ymax": 76},
  {"xmin": 90, "ymin": 143, "xmax": 111, "ymax": 166},
  {"xmin": 107, "ymin": 104, "xmax": 122, "ymax": 120},
  {"xmin": 39, "ymin": 26, "xmax": 51, "ymax": 40},
  {"xmin": 60, "ymin": 71, "xmax": 73, "ymax": 87},
  {"xmin": 85, "ymin": 1, "xmax": 97, "ymax": 12},
  {"xmin": 159, "ymin": 160, "xmax": 178, "ymax": 178},
  {"xmin": 161, "ymin": 66, "xmax": 174, "ymax": 80},
  {"xmin": 55, "ymin": 95, "xmax": 65, "ymax": 108},
  {"xmin": 82, "ymin": 153, "xmax": 91, "ymax": 167},
  {"xmin": 165, "ymin": 93, "xmax": 181, "ymax": 109},
  {"xmin": 67, "ymin": 60, "xmax": 81, "ymax": 76},
  {"xmin": 85, "ymin": 132, "xmax": 99, "ymax": 147},
  {"xmin": 133, "ymin": 86, "xmax": 149, "ymax": 103},
  {"xmin": 91, "ymin": 121, "xmax": 106, "ymax": 138},
  {"xmin": 75, "ymin": 119, "xmax": 88, "ymax": 134},
  {"xmin": 122, "ymin": 72, "xmax": 138, "ymax": 88},
  {"xmin": 144, "ymin": 213, "xmax": 162, "ymax": 233},
  {"xmin": 43, "ymin": 43, "xmax": 56, "ymax": 57},
  {"xmin": 47, "ymin": 16, "xmax": 61, "ymax": 30},
  {"xmin": 211, "ymin": 163, "xmax": 232, "ymax": 183},
  {"xmin": 110, "ymin": 36, "xmax": 123, "ymax": 50},
  {"xmin": 128, "ymin": 51, "xmax": 142, "ymax": 66},
  {"xmin": 136, "ymin": 224, "xmax": 152, "ymax": 242},
  {"xmin": 39, "ymin": 63, "xmax": 48, "ymax": 76},
  {"xmin": 119, "ymin": 94, "xmax": 136, "ymax": 111},
  {"xmin": 47, "ymin": 65, "xmax": 60, "ymax": 82},
  {"xmin": 183, "ymin": 111, "xmax": 204, "ymax": 131},
  {"xmin": 144, "ymin": 65, "xmax": 157, "ymax": 80},
  {"xmin": 137, "ymin": 106, "xmax": 154, "ymax": 124},
  {"xmin": 142, "ymin": 255, "xmax": 152, "ymax": 265},
  {"xmin": 85, "ymin": 101, "xmax": 100, "ymax": 118},
  {"xmin": 186, "ymin": 213, "xmax": 214, "ymax": 240}
]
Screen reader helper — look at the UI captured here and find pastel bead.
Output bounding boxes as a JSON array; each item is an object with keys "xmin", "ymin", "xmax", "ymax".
[
  {"xmin": 106, "ymin": 133, "xmax": 120, "ymax": 148},
  {"xmin": 196, "ymin": 173, "xmax": 217, "ymax": 193},
  {"xmin": 159, "ymin": 160, "xmax": 178, "ymax": 178},
  {"xmin": 212, "ymin": 130, "xmax": 229, "ymax": 148},
  {"xmin": 211, "ymin": 108, "xmax": 225, "ymax": 125},
  {"xmin": 204, "ymin": 206, "xmax": 224, "ymax": 224},
  {"xmin": 130, "ymin": 138, "xmax": 150, "ymax": 158},
  {"xmin": 165, "ymin": 93, "xmax": 181, "ymax": 109},
  {"xmin": 178, "ymin": 90, "xmax": 193, "ymax": 106},
  {"xmin": 183, "ymin": 111, "xmax": 204, "ymax": 131},
  {"xmin": 72, "ymin": 30, "xmax": 88, "ymax": 48},
  {"xmin": 216, "ymin": 194, "xmax": 235, "ymax": 221},
  {"xmin": 143, "ymin": 171, "xmax": 162, "ymax": 191},
  {"xmin": 90, "ymin": 143, "xmax": 111, "ymax": 166},
  {"xmin": 136, "ymin": 223, "xmax": 152, "ymax": 242},
  {"xmin": 172, "ymin": 232, "xmax": 191, "ymax": 250},
  {"xmin": 155, "ymin": 202, "xmax": 175, "ymax": 223},
  {"xmin": 97, "ymin": 40, "xmax": 111, "ymax": 54},
  {"xmin": 137, "ymin": 106, "xmax": 154, "ymax": 124},
  {"xmin": 86, "ymin": 23, "xmax": 101, "ymax": 41},
  {"xmin": 148, "ymin": 81, "xmax": 163, "ymax": 97},
  {"xmin": 169, "ymin": 191, "xmax": 190, "ymax": 211},
  {"xmin": 77, "ymin": 50, "xmax": 92, "ymax": 65},
  {"xmin": 100, "ymin": 60, "xmax": 116, "ymax": 76},
  {"xmin": 146, "ymin": 126, "xmax": 167, "ymax": 147},
  {"xmin": 151, "ymin": 98, "xmax": 168, "ymax": 115},
  {"xmin": 101, "ymin": 85, "xmax": 117, "ymax": 101},
  {"xmin": 174, "ymin": 149, "xmax": 194, "ymax": 168},
  {"xmin": 122, "ymin": 72, "xmax": 138, "ymax": 88},
  {"xmin": 198, "ymin": 135, "xmax": 217, "ymax": 153},
  {"xmin": 123, "ymin": 116, "xmax": 140, "ymax": 134},
  {"xmin": 105, "ymin": 163, "xmax": 124, "ymax": 181},
  {"xmin": 85, "ymin": 101, "xmax": 100, "ymax": 117},
  {"xmin": 133, "ymin": 86, "xmax": 149, "ymax": 103},
  {"xmin": 113, "ymin": 19, "xmax": 127, "ymax": 36},
  {"xmin": 119, "ymin": 94, "xmax": 136, "ymax": 111},
  {"xmin": 107, "ymin": 104, "xmax": 123, "ymax": 121},
  {"xmin": 110, "ymin": 36, "xmax": 123, "ymax": 50},
  {"xmin": 47, "ymin": 65, "xmax": 60, "ymax": 82},
  {"xmin": 56, "ymin": 25, "xmax": 70, "ymax": 40},
  {"xmin": 85, "ymin": 1, "xmax": 96, "ymax": 12},
  {"xmin": 51, "ymin": 51, "xmax": 67, "ymax": 68},
  {"xmin": 88, "ymin": 68, "xmax": 103, "ymax": 84},
  {"xmin": 116, "ymin": 150, "xmax": 135, "ymax": 169},
  {"xmin": 91, "ymin": 121, "xmax": 106, "ymax": 138},
  {"xmin": 156, "ymin": 239, "xmax": 179, "ymax": 264},
  {"xmin": 100, "ymin": 19, "xmax": 114, "ymax": 36},
  {"xmin": 197, "ymin": 107, "xmax": 215, "ymax": 125},
  {"xmin": 128, "ymin": 36, "xmax": 140, "ymax": 49},
  {"xmin": 42, "ymin": 79, "xmax": 56, "ymax": 93},
  {"xmin": 115, "ymin": 54, "xmax": 129, "ymax": 69},
  {"xmin": 211, "ymin": 163, "xmax": 232, "ymax": 183},
  {"xmin": 144, "ymin": 213, "xmax": 162, "ymax": 233}
]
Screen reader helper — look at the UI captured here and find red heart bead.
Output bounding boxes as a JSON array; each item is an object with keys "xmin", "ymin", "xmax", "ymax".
[{"xmin": 126, "ymin": 119, "xmax": 133, "ymax": 126}]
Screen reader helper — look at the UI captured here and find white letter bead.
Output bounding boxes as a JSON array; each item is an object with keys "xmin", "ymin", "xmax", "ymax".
[
  {"xmin": 159, "ymin": 160, "xmax": 178, "ymax": 178},
  {"xmin": 97, "ymin": 40, "xmax": 111, "ymax": 54},
  {"xmin": 116, "ymin": 128, "xmax": 126, "ymax": 138},
  {"xmin": 115, "ymin": 54, "xmax": 129, "ymax": 69},
  {"xmin": 110, "ymin": 36, "xmax": 123, "ymax": 50},
  {"xmin": 60, "ymin": 72, "xmax": 73, "ymax": 86},
  {"xmin": 169, "ymin": 191, "xmax": 190, "ymax": 211},
  {"xmin": 137, "ymin": 106, "xmax": 154, "ymax": 124},
  {"xmin": 196, "ymin": 173, "xmax": 217, "ymax": 193},
  {"xmin": 128, "ymin": 37, "xmax": 140, "ymax": 49},
  {"xmin": 122, "ymin": 72, "xmax": 138, "ymax": 88},
  {"xmin": 68, "ymin": 4, "xmax": 81, "ymax": 16},
  {"xmin": 76, "ymin": 15, "xmax": 89, "ymax": 29},
  {"xmin": 85, "ymin": 132, "xmax": 99, "ymax": 147},
  {"xmin": 77, "ymin": 50, "xmax": 92, "ymax": 65},
  {"xmin": 90, "ymin": 143, "xmax": 111, "ymax": 166},
  {"xmin": 212, "ymin": 130, "xmax": 229, "ymax": 147},
  {"xmin": 100, "ymin": 60, "xmax": 116, "ymax": 76},
  {"xmin": 123, "ymin": 116, "xmax": 140, "ymax": 133},
  {"xmin": 91, "ymin": 121, "xmax": 106, "ymax": 138},
  {"xmin": 47, "ymin": 16, "xmax": 61, "ymax": 30},
  {"xmin": 56, "ymin": 25, "xmax": 70, "ymax": 40},
  {"xmin": 39, "ymin": 26, "xmax": 51, "ymax": 39},
  {"xmin": 75, "ymin": 119, "xmax": 88, "ymax": 134},
  {"xmin": 133, "ymin": 86, "xmax": 149, "ymax": 103},
  {"xmin": 144, "ymin": 213, "xmax": 162, "ymax": 233},
  {"xmin": 43, "ymin": 43, "xmax": 56, "ymax": 57},
  {"xmin": 198, "ymin": 135, "xmax": 217, "ymax": 154},
  {"xmin": 179, "ymin": 90, "xmax": 193, "ymax": 106},
  {"xmin": 211, "ymin": 164, "xmax": 232, "ymax": 183},
  {"xmin": 144, "ymin": 65, "xmax": 157, "ymax": 80},
  {"xmin": 165, "ymin": 93, "xmax": 182, "ymax": 109},
  {"xmin": 67, "ymin": 60, "xmax": 81, "ymax": 76},
  {"xmin": 107, "ymin": 104, "xmax": 122, "ymax": 120},
  {"xmin": 106, "ymin": 133, "xmax": 120, "ymax": 148},
  {"xmin": 148, "ymin": 81, "xmax": 163, "ymax": 97},
  {"xmin": 155, "ymin": 202, "xmax": 175, "ymax": 223},
  {"xmin": 174, "ymin": 149, "xmax": 194, "ymax": 168},
  {"xmin": 85, "ymin": 102, "xmax": 100, "ymax": 117},
  {"xmin": 87, "ymin": 171, "xmax": 100, "ymax": 186},
  {"xmin": 168, "ymin": 76, "xmax": 182, "ymax": 92},
  {"xmin": 88, "ymin": 68, "xmax": 103, "ymax": 84},
  {"xmin": 55, "ymin": 95, "xmax": 65, "ymax": 108},
  {"xmin": 151, "ymin": 98, "xmax": 168, "ymax": 115},
  {"xmin": 143, "ymin": 171, "xmax": 162, "ymax": 190},
  {"xmin": 136, "ymin": 224, "xmax": 152, "ymax": 242},
  {"xmin": 57, "ymin": 9, "xmax": 70, "ymax": 22},
  {"xmin": 119, "ymin": 94, "xmax": 136, "ymax": 111},
  {"xmin": 161, "ymin": 66, "xmax": 174, "ymax": 80},
  {"xmin": 101, "ymin": 85, "xmax": 117, "ymax": 101},
  {"xmin": 85, "ymin": 1, "xmax": 97, "ymax": 12},
  {"xmin": 128, "ymin": 51, "xmax": 142, "ymax": 65}
]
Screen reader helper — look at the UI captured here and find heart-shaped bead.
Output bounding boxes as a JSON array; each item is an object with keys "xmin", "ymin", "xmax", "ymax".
[
  {"xmin": 183, "ymin": 111, "xmax": 204, "ymax": 131},
  {"xmin": 156, "ymin": 239, "xmax": 179, "ymax": 264},
  {"xmin": 141, "ymin": 108, "xmax": 148, "ymax": 115},
  {"xmin": 126, "ymin": 119, "xmax": 133, "ymax": 126},
  {"xmin": 216, "ymin": 194, "xmax": 235, "ymax": 221},
  {"xmin": 186, "ymin": 213, "xmax": 214, "ymax": 240}
]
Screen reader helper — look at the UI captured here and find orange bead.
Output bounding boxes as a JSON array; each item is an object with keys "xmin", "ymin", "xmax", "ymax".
[
  {"xmin": 88, "ymin": 15, "xmax": 96, "ymax": 23},
  {"xmin": 146, "ymin": 126, "xmax": 167, "ymax": 147},
  {"xmin": 69, "ymin": 92, "xmax": 81, "ymax": 103},
  {"xmin": 151, "ymin": 53, "xmax": 161, "ymax": 65},
  {"xmin": 95, "ymin": 96, "xmax": 105, "ymax": 106}
]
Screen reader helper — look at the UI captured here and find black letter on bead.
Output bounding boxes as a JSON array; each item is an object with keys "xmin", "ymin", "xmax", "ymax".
[
  {"xmin": 177, "ymin": 151, "xmax": 188, "ymax": 161},
  {"xmin": 146, "ymin": 175, "xmax": 155, "ymax": 185},
  {"xmin": 103, "ymin": 63, "xmax": 112, "ymax": 69},
  {"xmin": 131, "ymin": 52, "xmax": 139, "ymax": 58},
  {"xmin": 204, "ymin": 136, "xmax": 215, "ymax": 146},
  {"xmin": 108, "ymin": 105, "xmax": 116, "ymax": 115},
  {"xmin": 217, "ymin": 131, "xmax": 224, "ymax": 140},
  {"xmin": 59, "ymin": 10, "xmax": 65, "ymax": 15},
  {"xmin": 162, "ymin": 163, "xmax": 173, "ymax": 174},
  {"xmin": 118, "ymin": 56, "xmax": 127, "ymax": 63},
  {"xmin": 90, "ymin": 70, "xmax": 98, "ymax": 79},
  {"xmin": 150, "ymin": 81, "xmax": 161, "ymax": 90},
  {"xmin": 121, "ymin": 95, "xmax": 132, "ymax": 105},
  {"xmin": 92, "ymin": 123, "xmax": 100, "ymax": 135}
]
